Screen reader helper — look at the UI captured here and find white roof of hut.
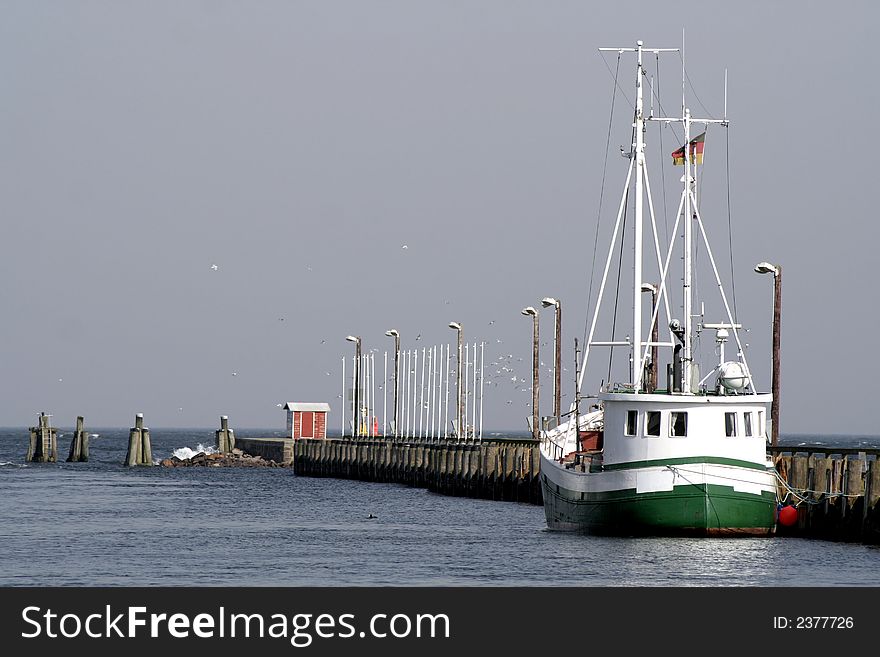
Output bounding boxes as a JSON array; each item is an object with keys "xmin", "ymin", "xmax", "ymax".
[{"xmin": 283, "ymin": 402, "xmax": 331, "ymax": 412}]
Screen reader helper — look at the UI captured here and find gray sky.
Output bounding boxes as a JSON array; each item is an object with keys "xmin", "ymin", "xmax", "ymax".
[{"xmin": 0, "ymin": 1, "xmax": 875, "ymax": 434}]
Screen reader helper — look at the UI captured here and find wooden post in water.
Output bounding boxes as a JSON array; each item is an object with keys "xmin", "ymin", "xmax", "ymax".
[
  {"xmin": 141, "ymin": 425, "xmax": 153, "ymax": 465},
  {"xmin": 26, "ymin": 412, "xmax": 57, "ymax": 462},
  {"xmin": 67, "ymin": 416, "xmax": 89, "ymax": 462},
  {"xmin": 125, "ymin": 413, "xmax": 153, "ymax": 466},
  {"xmin": 216, "ymin": 415, "xmax": 235, "ymax": 454},
  {"xmin": 26, "ymin": 429, "xmax": 36, "ymax": 462}
]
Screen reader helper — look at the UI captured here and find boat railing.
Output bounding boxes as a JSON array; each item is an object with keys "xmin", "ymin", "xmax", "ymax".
[{"xmin": 542, "ymin": 431, "xmax": 566, "ymax": 461}]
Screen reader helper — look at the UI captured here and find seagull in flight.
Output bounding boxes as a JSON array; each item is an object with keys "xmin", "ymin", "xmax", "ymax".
[
  {"xmin": 401, "ymin": 244, "xmax": 408, "ymax": 250},
  {"xmin": 210, "ymin": 264, "xmax": 218, "ymax": 271}
]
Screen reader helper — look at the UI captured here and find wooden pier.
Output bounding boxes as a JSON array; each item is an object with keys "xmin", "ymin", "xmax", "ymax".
[
  {"xmin": 288, "ymin": 438, "xmax": 880, "ymax": 542},
  {"xmin": 292, "ymin": 437, "xmax": 542, "ymax": 504},
  {"xmin": 772, "ymin": 446, "xmax": 880, "ymax": 543}
]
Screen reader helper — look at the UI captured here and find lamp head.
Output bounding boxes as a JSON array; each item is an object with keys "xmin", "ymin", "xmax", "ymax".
[
  {"xmin": 448, "ymin": 322, "xmax": 462, "ymax": 331},
  {"xmin": 521, "ymin": 306, "xmax": 538, "ymax": 317},
  {"xmin": 640, "ymin": 283, "xmax": 657, "ymax": 294},
  {"xmin": 541, "ymin": 297, "xmax": 559, "ymax": 308},
  {"xmin": 345, "ymin": 335, "xmax": 360, "ymax": 344},
  {"xmin": 754, "ymin": 262, "xmax": 779, "ymax": 276},
  {"xmin": 385, "ymin": 329, "xmax": 399, "ymax": 338}
]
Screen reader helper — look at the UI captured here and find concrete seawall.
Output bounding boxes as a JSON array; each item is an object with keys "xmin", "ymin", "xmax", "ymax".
[
  {"xmin": 293, "ymin": 438, "xmax": 542, "ymax": 505},
  {"xmin": 235, "ymin": 437, "xmax": 295, "ymax": 465}
]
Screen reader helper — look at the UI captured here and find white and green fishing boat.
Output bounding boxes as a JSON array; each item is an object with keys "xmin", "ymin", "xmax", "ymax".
[{"xmin": 539, "ymin": 40, "xmax": 777, "ymax": 536}]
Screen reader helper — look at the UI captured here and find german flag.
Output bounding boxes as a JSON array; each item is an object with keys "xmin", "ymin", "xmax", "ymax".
[{"xmin": 671, "ymin": 132, "xmax": 706, "ymax": 165}]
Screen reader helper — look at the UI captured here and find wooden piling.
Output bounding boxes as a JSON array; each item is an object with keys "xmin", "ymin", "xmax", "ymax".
[
  {"xmin": 26, "ymin": 412, "xmax": 57, "ymax": 463},
  {"xmin": 67, "ymin": 416, "xmax": 89, "ymax": 462},
  {"xmin": 216, "ymin": 415, "xmax": 235, "ymax": 454},
  {"xmin": 26, "ymin": 430, "xmax": 37, "ymax": 462},
  {"xmin": 771, "ymin": 446, "xmax": 880, "ymax": 543},
  {"xmin": 125, "ymin": 413, "xmax": 153, "ymax": 466}
]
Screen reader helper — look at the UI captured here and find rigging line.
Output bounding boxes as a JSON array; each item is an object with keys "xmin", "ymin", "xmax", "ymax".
[
  {"xmin": 678, "ymin": 52, "xmax": 716, "ymax": 119},
  {"xmin": 656, "ymin": 54, "xmax": 670, "ymax": 248},
  {"xmin": 692, "ymin": 127, "xmax": 706, "ymax": 328},
  {"xmin": 583, "ymin": 53, "xmax": 622, "ymax": 352},
  {"xmin": 725, "ymin": 125, "xmax": 738, "ymax": 322},
  {"xmin": 607, "ymin": 180, "xmax": 630, "ymax": 384},
  {"xmin": 646, "ymin": 58, "xmax": 683, "ymax": 143},
  {"xmin": 599, "ymin": 51, "xmax": 633, "ymax": 110},
  {"xmin": 606, "ymin": 112, "xmax": 638, "ymax": 384}
]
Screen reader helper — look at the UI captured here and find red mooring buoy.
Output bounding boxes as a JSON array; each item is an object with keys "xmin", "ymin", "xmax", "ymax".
[{"xmin": 778, "ymin": 505, "xmax": 798, "ymax": 527}]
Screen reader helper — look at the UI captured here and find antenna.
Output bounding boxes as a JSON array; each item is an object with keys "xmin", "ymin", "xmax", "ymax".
[
  {"xmin": 724, "ymin": 68, "xmax": 728, "ymax": 120},
  {"xmin": 681, "ymin": 26, "xmax": 686, "ymax": 115}
]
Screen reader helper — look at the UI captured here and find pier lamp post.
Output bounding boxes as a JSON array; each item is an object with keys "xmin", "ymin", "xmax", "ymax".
[
  {"xmin": 346, "ymin": 335, "xmax": 362, "ymax": 437},
  {"xmin": 385, "ymin": 329, "xmax": 400, "ymax": 439},
  {"xmin": 522, "ymin": 306, "xmax": 540, "ymax": 439},
  {"xmin": 448, "ymin": 322, "xmax": 463, "ymax": 440},
  {"xmin": 640, "ymin": 283, "xmax": 659, "ymax": 393},
  {"xmin": 541, "ymin": 297, "xmax": 562, "ymax": 427},
  {"xmin": 755, "ymin": 262, "xmax": 782, "ymax": 447}
]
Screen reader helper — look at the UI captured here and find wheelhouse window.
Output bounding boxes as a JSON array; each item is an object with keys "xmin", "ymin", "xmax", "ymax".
[
  {"xmin": 724, "ymin": 412, "xmax": 737, "ymax": 437},
  {"xmin": 670, "ymin": 412, "xmax": 687, "ymax": 437},
  {"xmin": 743, "ymin": 412, "xmax": 753, "ymax": 437},
  {"xmin": 645, "ymin": 411, "xmax": 661, "ymax": 437},
  {"xmin": 758, "ymin": 411, "xmax": 765, "ymax": 437},
  {"xmin": 625, "ymin": 410, "xmax": 638, "ymax": 436}
]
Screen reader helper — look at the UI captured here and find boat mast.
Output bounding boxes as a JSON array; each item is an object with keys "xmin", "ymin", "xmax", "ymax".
[
  {"xmin": 579, "ymin": 41, "xmax": 676, "ymax": 397},
  {"xmin": 632, "ymin": 41, "xmax": 645, "ymax": 386},
  {"xmin": 683, "ymin": 108, "xmax": 693, "ymax": 394}
]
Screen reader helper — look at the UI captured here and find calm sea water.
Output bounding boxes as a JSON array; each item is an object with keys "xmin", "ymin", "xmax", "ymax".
[{"xmin": 2, "ymin": 428, "xmax": 879, "ymax": 587}]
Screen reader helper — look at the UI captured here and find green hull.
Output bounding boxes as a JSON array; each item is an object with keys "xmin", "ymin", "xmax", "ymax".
[{"xmin": 541, "ymin": 474, "xmax": 776, "ymax": 537}]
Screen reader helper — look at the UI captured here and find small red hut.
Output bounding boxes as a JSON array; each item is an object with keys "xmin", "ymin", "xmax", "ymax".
[{"xmin": 284, "ymin": 402, "xmax": 330, "ymax": 439}]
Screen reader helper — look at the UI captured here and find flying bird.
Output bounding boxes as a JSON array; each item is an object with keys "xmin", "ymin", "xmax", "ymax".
[
  {"xmin": 210, "ymin": 264, "xmax": 218, "ymax": 271},
  {"xmin": 401, "ymin": 244, "xmax": 408, "ymax": 250}
]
